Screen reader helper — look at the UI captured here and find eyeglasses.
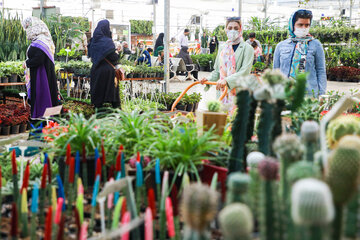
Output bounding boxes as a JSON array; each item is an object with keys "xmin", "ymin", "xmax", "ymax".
[
  {"xmin": 226, "ymin": 17, "xmax": 241, "ymax": 21},
  {"xmin": 297, "ymin": 10, "xmax": 313, "ymax": 18}
]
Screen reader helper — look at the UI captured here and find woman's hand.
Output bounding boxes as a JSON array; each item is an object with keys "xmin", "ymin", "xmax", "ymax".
[
  {"xmin": 22, "ymin": 61, "xmax": 27, "ymax": 69},
  {"xmin": 216, "ymin": 79, "xmax": 227, "ymax": 91},
  {"xmin": 199, "ymin": 78, "xmax": 208, "ymax": 84}
]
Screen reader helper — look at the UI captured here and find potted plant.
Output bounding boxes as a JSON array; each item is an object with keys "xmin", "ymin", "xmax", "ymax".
[
  {"xmin": 196, "ymin": 100, "xmax": 227, "ymax": 136},
  {"xmin": 176, "ymin": 93, "xmax": 187, "ymax": 111},
  {"xmin": 191, "ymin": 92, "xmax": 202, "ymax": 112},
  {"xmin": 184, "ymin": 94, "xmax": 195, "ymax": 112},
  {"xmin": 1, "ymin": 115, "xmax": 11, "ymax": 135}
]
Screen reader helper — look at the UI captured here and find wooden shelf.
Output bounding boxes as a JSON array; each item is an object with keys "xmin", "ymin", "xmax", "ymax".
[
  {"xmin": 0, "ymin": 82, "xmax": 26, "ymax": 87},
  {"xmin": 123, "ymin": 78, "xmax": 164, "ymax": 81}
]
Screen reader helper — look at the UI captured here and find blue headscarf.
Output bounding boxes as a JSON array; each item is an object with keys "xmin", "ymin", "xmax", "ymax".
[
  {"xmin": 88, "ymin": 20, "xmax": 115, "ymax": 68},
  {"xmin": 288, "ymin": 9, "xmax": 313, "ymax": 40}
]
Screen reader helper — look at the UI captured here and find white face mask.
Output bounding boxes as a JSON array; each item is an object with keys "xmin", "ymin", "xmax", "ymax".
[
  {"xmin": 226, "ymin": 30, "xmax": 240, "ymax": 42},
  {"xmin": 294, "ymin": 27, "xmax": 310, "ymax": 38}
]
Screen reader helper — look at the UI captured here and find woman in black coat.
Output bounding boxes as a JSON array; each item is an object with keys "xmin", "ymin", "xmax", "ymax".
[
  {"xmin": 177, "ymin": 46, "xmax": 198, "ymax": 80},
  {"xmin": 209, "ymin": 35, "xmax": 219, "ymax": 54},
  {"xmin": 88, "ymin": 20, "xmax": 120, "ymax": 109}
]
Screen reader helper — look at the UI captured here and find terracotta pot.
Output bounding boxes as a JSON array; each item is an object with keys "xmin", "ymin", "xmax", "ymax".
[
  {"xmin": 1, "ymin": 125, "xmax": 10, "ymax": 135},
  {"xmin": 10, "ymin": 124, "xmax": 20, "ymax": 134}
]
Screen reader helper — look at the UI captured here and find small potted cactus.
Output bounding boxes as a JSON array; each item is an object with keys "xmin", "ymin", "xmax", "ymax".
[
  {"xmin": 196, "ymin": 100, "xmax": 227, "ymax": 136},
  {"xmin": 226, "ymin": 173, "xmax": 250, "ymax": 205}
]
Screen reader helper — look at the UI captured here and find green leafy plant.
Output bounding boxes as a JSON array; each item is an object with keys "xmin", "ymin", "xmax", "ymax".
[{"xmin": 129, "ymin": 20, "xmax": 153, "ymax": 35}]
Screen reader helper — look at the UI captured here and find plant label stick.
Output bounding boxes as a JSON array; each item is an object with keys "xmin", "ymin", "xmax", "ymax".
[
  {"xmin": 20, "ymin": 189, "xmax": 28, "ymax": 238},
  {"xmin": 98, "ymin": 196, "xmax": 106, "ymax": 235},
  {"xmin": 144, "ymin": 207, "xmax": 153, "ymax": 240},
  {"xmin": 11, "ymin": 150, "xmax": 19, "ymax": 210},
  {"xmin": 82, "ymin": 143, "xmax": 88, "ymax": 189},
  {"xmin": 111, "ymin": 197, "xmax": 124, "ymax": 230},
  {"xmin": 30, "ymin": 183, "xmax": 39, "ymax": 240},
  {"xmin": 165, "ymin": 197, "xmax": 175, "ymax": 239}
]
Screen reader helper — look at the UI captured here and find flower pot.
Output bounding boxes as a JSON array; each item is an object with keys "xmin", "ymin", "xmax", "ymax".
[
  {"xmin": 196, "ymin": 110, "xmax": 228, "ymax": 136},
  {"xmin": 1, "ymin": 125, "xmax": 10, "ymax": 135},
  {"xmin": 176, "ymin": 104, "xmax": 187, "ymax": 111},
  {"xmin": 19, "ymin": 123, "xmax": 27, "ymax": 133},
  {"xmin": 10, "ymin": 125, "xmax": 20, "ymax": 134},
  {"xmin": 133, "ymin": 73, "xmax": 139, "ymax": 78},
  {"xmin": 1, "ymin": 77, "xmax": 8, "ymax": 83},
  {"xmin": 193, "ymin": 102, "xmax": 199, "ymax": 112},
  {"xmin": 199, "ymin": 66, "xmax": 206, "ymax": 71},
  {"xmin": 186, "ymin": 103, "xmax": 194, "ymax": 112},
  {"xmin": 127, "ymin": 73, "xmax": 133, "ymax": 78},
  {"xmin": 10, "ymin": 74, "xmax": 17, "ymax": 83},
  {"xmin": 143, "ymin": 73, "xmax": 148, "ymax": 78}
]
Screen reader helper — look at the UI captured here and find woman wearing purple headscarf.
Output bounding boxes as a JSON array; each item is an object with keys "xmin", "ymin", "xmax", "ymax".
[
  {"xmin": 22, "ymin": 17, "xmax": 59, "ymax": 119},
  {"xmin": 88, "ymin": 19, "xmax": 120, "ymax": 109}
]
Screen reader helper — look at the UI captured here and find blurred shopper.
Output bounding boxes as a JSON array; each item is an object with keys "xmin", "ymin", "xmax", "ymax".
[
  {"xmin": 154, "ymin": 32, "xmax": 164, "ymax": 57},
  {"xmin": 155, "ymin": 50, "xmax": 174, "ymax": 78},
  {"xmin": 88, "ymin": 19, "xmax": 120, "ymax": 109},
  {"xmin": 209, "ymin": 35, "xmax": 218, "ymax": 54},
  {"xmin": 252, "ymin": 41, "xmax": 263, "ymax": 62},
  {"xmin": 147, "ymin": 47, "xmax": 153, "ymax": 56},
  {"xmin": 122, "ymin": 41, "xmax": 132, "ymax": 54},
  {"xmin": 273, "ymin": 9, "xmax": 326, "ymax": 95},
  {"xmin": 22, "ymin": 17, "xmax": 59, "ymax": 119},
  {"xmin": 201, "ymin": 32, "xmax": 208, "ymax": 54},
  {"xmin": 177, "ymin": 46, "xmax": 199, "ymax": 80},
  {"xmin": 179, "ymin": 29, "xmax": 190, "ymax": 48},
  {"xmin": 246, "ymin": 32, "xmax": 262, "ymax": 50},
  {"xmin": 136, "ymin": 42, "xmax": 151, "ymax": 66},
  {"xmin": 200, "ymin": 17, "xmax": 254, "ymax": 96}
]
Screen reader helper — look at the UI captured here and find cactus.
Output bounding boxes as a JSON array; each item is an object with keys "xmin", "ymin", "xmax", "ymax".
[
  {"xmin": 219, "ymin": 203, "xmax": 254, "ymax": 240},
  {"xmin": 182, "ymin": 184, "xmax": 218, "ymax": 240},
  {"xmin": 287, "ymin": 161, "xmax": 321, "ymax": 186},
  {"xmin": 229, "ymin": 90, "xmax": 253, "ymax": 173},
  {"xmin": 300, "ymin": 121, "xmax": 320, "ymax": 162},
  {"xmin": 271, "ymin": 99, "xmax": 286, "ymax": 143},
  {"xmin": 207, "ymin": 100, "xmax": 221, "ymax": 112},
  {"xmin": 226, "ymin": 173, "xmax": 250, "ymax": 205},
  {"xmin": 246, "ymin": 97, "xmax": 258, "ymax": 142},
  {"xmin": 258, "ymin": 100, "xmax": 275, "ymax": 156},
  {"xmin": 273, "ymin": 134, "xmax": 304, "ymax": 202},
  {"xmin": 246, "ymin": 152, "xmax": 265, "ymax": 219},
  {"xmin": 291, "ymin": 178, "xmax": 334, "ymax": 240},
  {"xmin": 326, "ymin": 115, "xmax": 360, "ymax": 149},
  {"xmin": 326, "ymin": 146, "xmax": 360, "ymax": 240},
  {"xmin": 258, "ymin": 157, "xmax": 280, "ymax": 240}
]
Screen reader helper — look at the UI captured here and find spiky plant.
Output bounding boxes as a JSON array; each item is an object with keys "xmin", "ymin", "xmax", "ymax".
[
  {"xmin": 326, "ymin": 146, "xmax": 360, "ymax": 240},
  {"xmin": 300, "ymin": 121, "xmax": 320, "ymax": 162},
  {"xmin": 257, "ymin": 100, "xmax": 274, "ymax": 156},
  {"xmin": 287, "ymin": 161, "xmax": 321, "ymax": 186},
  {"xmin": 291, "ymin": 178, "xmax": 334, "ymax": 240},
  {"xmin": 219, "ymin": 203, "xmax": 254, "ymax": 240},
  {"xmin": 258, "ymin": 157, "xmax": 280, "ymax": 240},
  {"xmin": 207, "ymin": 100, "xmax": 221, "ymax": 112},
  {"xmin": 226, "ymin": 173, "xmax": 250, "ymax": 205},
  {"xmin": 326, "ymin": 115, "xmax": 360, "ymax": 149},
  {"xmin": 182, "ymin": 184, "xmax": 219, "ymax": 240}
]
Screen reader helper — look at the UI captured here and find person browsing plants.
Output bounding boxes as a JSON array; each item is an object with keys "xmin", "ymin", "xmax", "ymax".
[
  {"xmin": 200, "ymin": 17, "xmax": 254, "ymax": 95},
  {"xmin": 273, "ymin": 9, "xmax": 327, "ymax": 96}
]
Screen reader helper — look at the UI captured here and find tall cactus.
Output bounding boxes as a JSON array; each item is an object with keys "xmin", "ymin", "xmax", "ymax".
[
  {"xmin": 287, "ymin": 161, "xmax": 321, "ymax": 186},
  {"xmin": 326, "ymin": 145, "xmax": 360, "ymax": 240},
  {"xmin": 219, "ymin": 203, "xmax": 254, "ymax": 240},
  {"xmin": 271, "ymin": 99, "xmax": 286, "ymax": 143},
  {"xmin": 182, "ymin": 184, "xmax": 218, "ymax": 240},
  {"xmin": 258, "ymin": 100, "xmax": 274, "ymax": 156},
  {"xmin": 291, "ymin": 178, "xmax": 334, "ymax": 240},
  {"xmin": 226, "ymin": 173, "xmax": 250, "ymax": 205},
  {"xmin": 258, "ymin": 157, "xmax": 280, "ymax": 240},
  {"xmin": 229, "ymin": 90, "xmax": 253, "ymax": 173},
  {"xmin": 300, "ymin": 121, "xmax": 320, "ymax": 162}
]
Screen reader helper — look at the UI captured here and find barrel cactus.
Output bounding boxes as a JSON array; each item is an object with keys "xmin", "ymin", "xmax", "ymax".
[
  {"xmin": 326, "ymin": 115, "xmax": 360, "ymax": 149},
  {"xmin": 291, "ymin": 178, "xmax": 334, "ymax": 240},
  {"xmin": 182, "ymin": 183, "xmax": 219, "ymax": 240},
  {"xmin": 301, "ymin": 121, "xmax": 320, "ymax": 162},
  {"xmin": 246, "ymin": 151, "xmax": 265, "ymax": 169},
  {"xmin": 226, "ymin": 173, "xmax": 250, "ymax": 205},
  {"xmin": 326, "ymin": 145, "xmax": 360, "ymax": 240},
  {"xmin": 207, "ymin": 100, "xmax": 221, "ymax": 112},
  {"xmin": 219, "ymin": 203, "xmax": 254, "ymax": 240},
  {"xmin": 287, "ymin": 161, "xmax": 321, "ymax": 186}
]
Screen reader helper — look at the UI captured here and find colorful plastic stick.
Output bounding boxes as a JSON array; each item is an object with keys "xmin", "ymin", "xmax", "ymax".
[
  {"xmin": 11, "ymin": 202, "xmax": 18, "ymax": 240},
  {"xmin": 112, "ymin": 197, "xmax": 125, "ymax": 229},
  {"xmin": 54, "ymin": 197, "xmax": 63, "ymax": 240},
  {"xmin": 101, "ymin": 139, "xmax": 108, "ymax": 181},
  {"xmin": 79, "ymin": 222, "xmax": 88, "ymax": 240},
  {"xmin": 68, "ymin": 157, "xmax": 75, "ymax": 215},
  {"xmin": 20, "ymin": 189, "xmax": 28, "ymax": 237},
  {"xmin": 159, "ymin": 171, "xmax": 169, "ymax": 240},
  {"xmin": 81, "ymin": 143, "xmax": 88, "ymax": 189},
  {"xmin": 165, "ymin": 197, "xmax": 175, "ymax": 239},
  {"xmin": 64, "ymin": 144, "xmax": 71, "ymax": 198},
  {"xmin": 210, "ymin": 172, "xmax": 218, "ymax": 191},
  {"xmin": 44, "ymin": 207, "xmax": 52, "ymax": 240},
  {"xmin": 121, "ymin": 211, "xmax": 131, "ymax": 240},
  {"xmin": 39, "ymin": 163, "xmax": 48, "ymax": 224},
  {"xmin": 30, "ymin": 183, "xmax": 39, "ymax": 240},
  {"xmin": 96, "ymin": 158, "xmax": 102, "ymax": 180},
  {"xmin": 124, "ymin": 177, "xmax": 140, "ymax": 239},
  {"xmin": 56, "ymin": 215, "xmax": 65, "ymax": 240},
  {"xmin": 155, "ymin": 158, "xmax": 161, "ymax": 203},
  {"xmin": 145, "ymin": 207, "xmax": 153, "ymax": 240},
  {"xmin": 148, "ymin": 188, "xmax": 156, "ymax": 219},
  {"xmin": 136, "ymin": 162, "xmax": 143, "ymax": 212},
  {"xmin": 115, "ymin": 145, "xmax": 123, "ymax": 176},
  {"xmin": 44, "ymin": 153, "xmax": 52, "ymax": 185},
  {"xmin": 0, "ymin": 166, "xmax": 2, "ymax": 223},
  {"xmin": 121, "ymin": 152, "xmax": 126, "ymax": 178},
  {"xmin": 98, "ymin": 196, "xmax": 106, "ymax": 235},
  {"xmin": 107, "ymin": 178, "xmax": 115, "ymax": 229},
  {"xmin": 51, "ymin": 186, "xmax": 57, "ymax": 215},
  {"xmin": 75, "ymin": 151, "xmax": 80, "ymax": 190},
  {"xmin": 114, "ymin": 172, "xmax": 121, "ymax": 205},
  {"xmin": 11, "ymin": 150, "xmax": 19, "ymax": 210},
  {"xmin": 56, "ymin": 175, "xmax": 66, "ymax": 211},
  {"xmin": 76, "ymin": 180, "xmax": 84, "ymax": 224},
  {"xmin": 74, "ymin": 208, "xmax": 81, "ymax": 238},
  {"xmin": 89, "ymin": 175, "xmax": 100, "ymax": 235},
  {"xmin": 20, "ymin": 161, "xmax": 30, "ymax": 193}
]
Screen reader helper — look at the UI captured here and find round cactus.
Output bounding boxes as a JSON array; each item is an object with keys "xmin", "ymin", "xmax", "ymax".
[
  {"xmin": 326, "ymin": 146, "xmax": 360, "ymax": 205},
  {"xmin": 287, "ymin": 161, "xmax": 321, "ymax": 186},
  {"xmin": 207, "ymin": 100, "xmax": 221, "ymax": 112},
  {"xmin": 258, "ymin": 157, "xmax": 279, "ymax": 181},
  {"xmin": 246, "ymin": 151, "xmax": 265, "ymax": 168},
  {"xmin": 273, "ymin": 134, "xmax": 304, "ymax": 161},
  {"xmin": 219, "ymin": 203, "xmax": 254, "ymax": 240},
  {"xmin": 337, "ymin": 135, "xmax": 360, "ymax": 149},
  {"xmin": 261, "ymin": 69, "xmax": 288, "ymax": 86},
  {"xmin": 301, "ymin": 120, "xmax": 320, "ymax": 143},
  {"xmin": 181, "ymin": 183, "xmax": 219, "ymax": 233},
  {"xmin": 226, "ymin": 173, "xmax": 250, "ymax": 205},
  {"xmin": 291, "ymin": 178, "xmax": 335, "ymax": 226},
  {"xmin": 326, "ymin": 115, "xmax": 360, "ymax": 149}
]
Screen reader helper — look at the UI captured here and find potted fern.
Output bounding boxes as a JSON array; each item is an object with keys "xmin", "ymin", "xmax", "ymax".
[{"xmin": 196, "ymin": 100, "xmax": 227, "ymax": 136}]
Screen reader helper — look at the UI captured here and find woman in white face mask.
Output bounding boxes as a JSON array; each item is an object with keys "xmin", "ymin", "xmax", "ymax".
[{"xmin": 200, "ymin": 17, "xmax": 254, "ymax": 96}]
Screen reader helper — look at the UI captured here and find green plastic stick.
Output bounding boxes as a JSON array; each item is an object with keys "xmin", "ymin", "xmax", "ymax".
[
  {"xmin": 20, "ymin": 190, "xmax": 28, "ymax": 238},
  {"xmin": 124, "ymin": 177, "xmax": 140, "ymax": 239},
  {"xmin": 39, "ymin": 188, "xmax": 46, "ymax": 224},
  {"xmin": 30, "ymin": 214, "xmax": 36, "ymax": 240},
  {"xmin": 111, "ymin": 197, "xmax": 124, "ymax": 229}
]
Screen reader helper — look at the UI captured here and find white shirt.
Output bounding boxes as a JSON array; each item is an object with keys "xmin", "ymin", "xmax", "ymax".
[{"xmin": 179, "ymin": 33, "xmax": 189, "ymax": 48}]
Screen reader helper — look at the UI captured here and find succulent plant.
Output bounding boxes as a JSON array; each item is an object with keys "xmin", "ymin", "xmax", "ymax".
[
  {"xmin": 287, "ymin": 161, "xmax": 321, "ymax": 186},
  {"xmin": 226, "ymin": 173, "xmax": 250, "ymax": 205},
  {"xmin": 258, "ymin": 157, "xmax": 280, "ymax": 240},
  {"xmin": 257, "ymin": 100, "xmax": 274, "ymax": 156},
  {"xmin": 207, "ymin": 100, "xmax": 221, "ymax": 112},
  {"xmin": 336, "ymin": 135, "xmax": 360, "ymax": 149},
  {"xmin": 219, "ymin": 203, "xmax": 254, "ymax": 240},
  {"xmin": 326, "ymin": 145, "xmax": 360, "ymax": 240},
  {"xmin": 326, "ymin": 115, "xmax": 360, "ymax": 149},
  {"xmin": 261, "ymin": 69, "xmax": 288, "ymax": 86},
  {"xmin": 182, "ymin": 184, "xmax": 218, "ymax": 240},
  {"xmin": 246, "ymin": 151, "xmax": 265, "ymax": 169},
  {"xmin": 301, "ymin": 121, "xmax": 320, "ymax": 162},
  {"xmin": 291, "ymin": 178, "xmax": 334, "ymax": 240}
]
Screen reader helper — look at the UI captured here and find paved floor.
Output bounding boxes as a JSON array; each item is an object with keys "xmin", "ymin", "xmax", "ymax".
[{"xmin": 168, "ymin": 71, "xmax": 360, "ymax": 110}]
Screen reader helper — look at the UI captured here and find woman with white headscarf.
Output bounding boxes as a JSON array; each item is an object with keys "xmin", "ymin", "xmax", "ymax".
[{"xmin": 22, "ymin": 17, "xmax": 59, "ymax": 119}]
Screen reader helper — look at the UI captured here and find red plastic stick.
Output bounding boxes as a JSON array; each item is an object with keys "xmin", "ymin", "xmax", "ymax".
[
  {"xmin": 21, "ymin": 161, "xmax": 30, "ymax": 192},
  {"xmin": 11, "ymin": 149, "xmax": 17, "ymax": 175},
  {"xmin": 147, "ymin": 188, "xmax": 156, "ymax": 219},
  {"xmin": 69, "ymin": 157, "xmax": 75, "ymax": 183},
  {"xmin": 10, "ymin": 202, "xmax": 18, "ymax": 237},
  {"xmin": 115, "ymin": 146, "xmax": 122, "ymax": 172},
  {"xmin": 165, "ymin": 197, "xmax": 175, "ymax": 238},
  {"xmin": 41, "ymin": 164, "xmax": 48, "ymax": 189},
  {"xmin": 144, "ymin": 207, "xmax": 153, "ymax": 240},
  {"xmin": 95, "ymin": 158, "xmax": 102, "ymax": 178},
  {"xmin": 44, "ymin": 206, "xmax": 52, "ymax": 240},
  {"xmin": 66, "ymin": 144, "xmax": 71, "ymax": 165},
  {"xmin": 121, "ymin": 211, "xmax": 131, "ymax": 240},
  {"xmin": 101, "ymin": 139, "xmax": 106, "ymax": 165}
]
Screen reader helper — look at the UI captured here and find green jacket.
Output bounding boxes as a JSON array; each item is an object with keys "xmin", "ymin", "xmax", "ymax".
[
  {"xmin": 207, "ymin": 41, "xmax": 254, "ymax": 90},
  {"xmin": 201, "ymin": 36, "xmax": 208, "ymax": 48}
]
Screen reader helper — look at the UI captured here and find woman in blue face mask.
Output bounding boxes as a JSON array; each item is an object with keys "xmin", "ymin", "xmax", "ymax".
[
  {"xmin": 273, "ymin": 9, "xmax": 327, "ymax": 96},
  {"xmin": 200, "ymin": 17, "xmax": 254, "ymax": 96}
]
